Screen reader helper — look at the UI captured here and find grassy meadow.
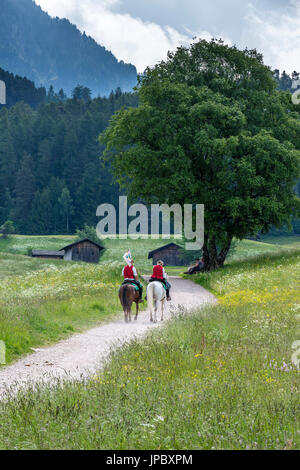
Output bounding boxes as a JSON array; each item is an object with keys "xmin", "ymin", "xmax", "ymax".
[
  {"xmin": 101, "ymin": 235, "xmax": 300, "ymax": 270},
  {"xmin": 0, "ymin": 235, "xmax": 298, "ymax": 449},
  {"xmin": 0, "ymin": 234, "xmax": 298, "ymax": 364},
  {"xmin": 0, "ymin": 235, "xmax": 75, "ymax": 257},
  {"xmin": 0, "ymin": 234, "xmax": 180, "ymax": 364},
  {"xmin": 0, "ymin": 257, "xmax": 123, "ymax": 364},
  {"xmin": 0, "ymin": 235, "xmax": 121, "ymax": 364}
]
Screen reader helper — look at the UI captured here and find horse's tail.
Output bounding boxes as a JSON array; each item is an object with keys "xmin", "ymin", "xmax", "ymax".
[
  {"xmin": 147, "ymin": 282, "xmax": 154, "ymax": 306},
  {"xmin": 121, "ymin": 284, "xmax": 131, "ymax": 312},
  {"xmin": 147, "ymin": 282, "xmax": 155, "ymax": 309}
]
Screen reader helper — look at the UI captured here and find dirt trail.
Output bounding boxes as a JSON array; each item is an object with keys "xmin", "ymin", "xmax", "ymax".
[{"xmin": 0, "ymin": 277, "xmax": 216, "ymax": 397}]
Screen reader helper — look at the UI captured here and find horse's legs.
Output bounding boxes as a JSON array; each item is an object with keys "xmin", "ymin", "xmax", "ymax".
[
  {"xmin": 147, "ymin": 286, "xmax": 153, "ymax": 322},
  {"xmin": 153, "ymin": 300, "xmax": 158, "ymax": 323},
  {"xmin": 135, "ymin": 300, "xmax": 139, "ymax": 321},
  {"xmin": 150, "ymin": 301, "xmax": 154, "ymax": 322},
  {"xmin": 161, "ymin": 298, "xmax": 165, "ymax": 322},
  {"xmin": 149, "ymin": 300, "xmax": 153, "ymax": 322},
  {"xmin": 124, "ymin": 309, "xmax": 128, "ymax": 323}
]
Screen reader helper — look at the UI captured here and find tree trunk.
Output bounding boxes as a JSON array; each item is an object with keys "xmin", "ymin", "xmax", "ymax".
[
  {"xmin": 208, "ymin": 238, "xmax": 218, "ymax": 270},
  {"xmin": 202, "ymin": 234, "xmax": 233, "ymax": 271},
  {"xmin": 217, "ymin": 235, "xmax": 233, "ymax": 268},
  {"xmin": 202, "ymin": 234, "xmax": 210, "ymax": 270}
]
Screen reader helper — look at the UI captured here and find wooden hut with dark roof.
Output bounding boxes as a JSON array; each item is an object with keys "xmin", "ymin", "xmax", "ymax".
[
  {"xmin": 60, "ymin": 238, "xmax": 103, "ymax": 263},
  {"xmin": 148, "ymin": 242, "xmax": 185, "ymax": 266}
]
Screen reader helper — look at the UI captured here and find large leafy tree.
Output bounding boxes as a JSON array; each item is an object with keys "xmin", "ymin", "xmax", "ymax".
[{"xmin": 101, "ymin": 39, "xmax": 300, "ymax": 270}]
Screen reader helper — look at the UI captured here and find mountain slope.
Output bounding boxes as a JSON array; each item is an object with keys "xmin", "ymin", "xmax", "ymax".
[{"xmin": 0, "ymin": 0, "xmax": 137, "ymax": 96}]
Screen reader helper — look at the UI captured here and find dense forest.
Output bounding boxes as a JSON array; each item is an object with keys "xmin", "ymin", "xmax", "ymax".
[
  {"xmin": 0, "ymin": 0, "xmax": 137, "ymax": 96},
  {"xmin": 273, "ymin": 69, "xmax": 300, "ymax": 203},
  {"xmin": 0, "ymin": 64, "xmax": 299, "ymax": 236},
  {"xmin": 0, "ymin": 67, "xmax": 47, "ymax": 108},
  {"xmin": 0, "ymin": 88, "xmax": 138, "ymax": 234},
  {"xmin": 0, "ymin": 66, "xmax": 99, "ymax": 108},
  {"xmin": 274, "ymin": 74, "xmax": 300, "ymax": 197},
  {"xmin": 273, "ymin": 69, "xmax": 300, "ymax": 234}
]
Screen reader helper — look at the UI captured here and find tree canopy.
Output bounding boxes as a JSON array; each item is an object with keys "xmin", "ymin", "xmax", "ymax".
[{"xmin": 101, "ymin": 39, "xmax": 300, "ymax": 270}]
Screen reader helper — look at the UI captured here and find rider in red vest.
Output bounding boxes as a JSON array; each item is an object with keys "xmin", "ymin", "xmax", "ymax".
[
  {"xmin": 122, "ymin": 261, "xmax": 143, "ymax": 301},
  {"xmin": 149, "ymin": 260, "xmax": 171, "ymax": 301}
]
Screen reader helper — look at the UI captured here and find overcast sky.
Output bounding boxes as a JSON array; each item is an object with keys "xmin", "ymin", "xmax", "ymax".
[{"xmin": 35, "ymin": 0, "xmax": 300, "ymax": 73}]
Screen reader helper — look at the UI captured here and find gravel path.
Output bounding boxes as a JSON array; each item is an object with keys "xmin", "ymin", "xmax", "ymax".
[{"xmin": 0, "ymin": 277, "xmax": 216, "ymax": 397}]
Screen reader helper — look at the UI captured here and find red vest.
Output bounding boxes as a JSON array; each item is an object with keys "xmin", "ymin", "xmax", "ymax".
[
  {"xmin": 152, "ymin": 265, "xmax": 163, "ymax": 280},
  {"xmin": 123, "ymin": 265, "xmax": 135, "ymax": 279}
]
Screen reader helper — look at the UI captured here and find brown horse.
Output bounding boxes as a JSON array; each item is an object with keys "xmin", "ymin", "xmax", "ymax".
[{"xmin": 119, "ymin": 283, "xmax": 140, "ymax": 323}]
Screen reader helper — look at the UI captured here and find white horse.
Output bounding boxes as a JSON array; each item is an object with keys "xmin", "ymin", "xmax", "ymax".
[{"xmin": 146, "ymin": 281, "xmax": 166, "ymax": 323}]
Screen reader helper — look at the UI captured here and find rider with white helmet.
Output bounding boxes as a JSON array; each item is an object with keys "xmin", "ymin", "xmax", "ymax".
[{"xmin": 149, "ymin": 260, "xmax": 171, "ymax": 301}]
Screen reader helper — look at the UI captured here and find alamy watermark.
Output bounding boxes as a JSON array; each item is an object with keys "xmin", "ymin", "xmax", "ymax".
[
  {"xmin": 287, "ymin": 80, "xmax": 300, "ymax": 365},
  {"xmin": 0, "ymin": 340, "xmax": 6, "ymax": 365},
  {"xmin": 292, "ymin": 341, "xmax": 300, "ymax": 367},
  {"xmin": 96, "ymin": 197, "xmax": 204, "ymax": 251},
  {"xmin": 291, "ymin": 79, "xmax": 300, "ymax": 105},
  {"xmin": 0, "ymin": 80, "xmax": 6, "ymax": 105},
  {"xmin": 291, "ymin": 312, "xmax": 300, "ymax": 367}
]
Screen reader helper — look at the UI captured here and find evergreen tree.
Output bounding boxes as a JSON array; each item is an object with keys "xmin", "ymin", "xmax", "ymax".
[
  {"xmin": 77, "ymin": 162, "xmax": 102, "ymax": 227},
  {"xmin": 0, "ymin": 111, "xmax": 16, "ymax": 204},
  {"xmin": 58, "ymin": 89, "xmax": 67, "ymax": 101},
  {"xmin": 36, "ymin": 139, "xmax": 52, "ymax": 188},
  {"xmin": 59, "ymin": 187, "xmax": 74, "ymax": 233},
  {"xmin": 13, "ymin": 153, "xmax": 36, "ymax": 233},
  {"xmin": 48, "ymin": 177, "xmax": 66, "ymax": 233},
  {"xmin": 72, "ymin": 85, "xmax": 92, "ymax": 102},
  {"xmin": 0, "ymin": 220, "xmax": 15, "ymax": 239},
  {"xmin": 30, "ymin": 188, "xmax": 52, "ymax": 234},
  {"xmin": 0, "ymin": 188, "xmax": 14, "ymax": 225}
]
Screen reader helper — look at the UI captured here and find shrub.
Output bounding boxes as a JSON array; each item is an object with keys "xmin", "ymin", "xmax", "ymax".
[
  {"xmin": 75, "ymin": 225, "xmax": 102, "ymax": 246},
  {"xmin": 0, "ymin": 220, "xmax": 15, "ymax": 239}
]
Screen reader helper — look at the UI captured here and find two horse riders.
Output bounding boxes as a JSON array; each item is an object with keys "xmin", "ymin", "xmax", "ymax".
[
  {"xmin": 149, "ymin": 260, "xmax": 171, "ymax": 301},
  {"xmin": 121, "ymin": 252, "xmax": 171, "ymax": 302}
]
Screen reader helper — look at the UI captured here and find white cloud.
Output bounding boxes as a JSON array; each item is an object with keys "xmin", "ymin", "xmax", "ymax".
[
  {"xmin": 34, "ymin": 0, "xmax": 222, "ymax": 72},
  {"xmin": 244, "ymin": 1, "xmax": 300, "ymax": 73}
]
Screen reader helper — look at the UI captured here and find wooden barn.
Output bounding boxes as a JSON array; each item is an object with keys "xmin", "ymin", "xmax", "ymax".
[
  {"xmin": 60, "ymin": 238, "xmax": 103, "ymax": 263},
  {"xmin": 148, "ymin": 243, "xmax": 186, "ymax": 266},
  {"xmin": 32, "ymin": 250, "xmax": 64, "ymax": 260}
]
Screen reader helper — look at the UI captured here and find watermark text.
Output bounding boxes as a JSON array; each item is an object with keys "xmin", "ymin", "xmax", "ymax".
[
  {"xmin": 96, "ymin": 197, "xmax": 204, "ymax": 251},
  {"xmin": 0, "ymin": 80, "xmax": 6, "ymax": 105}
]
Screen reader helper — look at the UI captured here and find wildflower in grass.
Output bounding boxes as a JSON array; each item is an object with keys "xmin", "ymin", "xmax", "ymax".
[{"xmin": 154, "ymin": 416, "xmax": 164, "ymax": 422}]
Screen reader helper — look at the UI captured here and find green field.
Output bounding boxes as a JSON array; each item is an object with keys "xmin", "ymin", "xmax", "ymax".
[
  {"xmin": 0, "ymin": 234, "xmax": 298, "ymax": 364},
  {"xmin": 2, "ymin": 234, "xmax": 299, "ymax": 268},
  {"xmin": 0, "ymin": 235, "xmax": 176, "ymax": 364},
  {"xmin": 0, "ymin": 259, "xmax": 124, "ymax": 364},
  {"xmin": 101, "ymin": 236, "xmax": 299, "ymax": 270},
  {"xmin": 0, "ymin": 236, "xmax": 121, "ymax": 364},
  {"xmin": 0, "ymin": 235, "xmax": 299, "ymax": 449},
  {"xmin": 0, "ymin": 235, "xmax": 75, "ymax": 257},
  {"xmin": 260, "ymin": 234, "xmax": 300, "ymax": 249}
]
